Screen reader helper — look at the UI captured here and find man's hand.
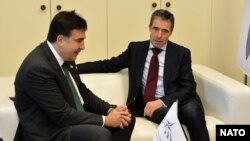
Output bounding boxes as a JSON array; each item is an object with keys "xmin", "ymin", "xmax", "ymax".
[
  {"xmin": 104, "ymin": 105, "xmax": 131, "ymax": 129},
  {"xmin": 144, "ymin": 99, "xmax": 163, "ymax": 117}
]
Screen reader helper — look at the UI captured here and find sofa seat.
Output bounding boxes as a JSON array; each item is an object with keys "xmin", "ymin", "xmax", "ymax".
[
  {"xmin": 79, "ymin": 66, "xmax": 225, "ymax": 141},
  {"xmin": 1, "ymin": 64, "xmax": 250, "ymax": 141}
]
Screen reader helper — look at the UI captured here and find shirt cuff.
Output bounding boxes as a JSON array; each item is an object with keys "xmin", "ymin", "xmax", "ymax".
[
  {"xmin": 102, "ymin": 116, "xmax": 105, "ymax": 127},
  {"xmin": 160, "ymin": 99, "xmax": 167, "ymax": 107}
]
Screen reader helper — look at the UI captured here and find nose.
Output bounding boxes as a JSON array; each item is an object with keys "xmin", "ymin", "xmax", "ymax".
[
  {"xmin": 157, "ymin": 30, "xmax": 162, "ymax": 38},
  {"xmin": 80, "ymin": 42, "xmax": 85, "ymax": 50}
]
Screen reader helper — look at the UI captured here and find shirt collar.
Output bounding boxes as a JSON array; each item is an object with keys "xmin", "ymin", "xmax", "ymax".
[
  {"xmin": 47, "ymin": 40, "xmax": 64, "ymax": 67},
  {"xmin": 149, "ymin": 41, "xmax": 168, "ymax": 51}
]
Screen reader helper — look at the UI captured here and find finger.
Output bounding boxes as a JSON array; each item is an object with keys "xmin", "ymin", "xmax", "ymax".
[
  {"xmin": 143, "ymin": 107, "xmax": 147, "ymax": 116},
  {"xmin": 144, "ymin": 106, "xmax": 153, "ymax": 117},
  {"xmin": 149, "ymin": 110, "xmax": 153, "ymax": 117},
  {"xmin": 116, "ymin": 105, "xmax": 123, "ymax": 110},
  {"xmin": 118, "ymin": 106, "xmax": 127, "ymax": 112},
  {"xmin": 121, "ymin": 118, "xmax": 129, "ymax": 127},
  {"xmin": 121, "ymin": 111, "xmax": 130, "ymax": 117},
  {"xmin": 118, "ymin": 109, "xmax": 130, "ymax": 115},
  {"xmin": 121, "ymin": 105, "xmax": 127, "ymax": 110},
  {"xmin": 150, "ymin": 107, "xmax": 156, "ymax": 117},
  {"xmin": 120, "ymin": 123, "xmax": 124, "ymax": 129},
  {"xmin": 128, "ymin": 113, "xmax": 131, "ymax": 118},
  {"xmin": 121, "ymin": 115, "xmax": 131, "ymax": 123},
  {"xmin": 144, "ymin": 111, "xmax": 149, "ymax": 117},
  {"xmin": 144, "ymin": 105, "xmax": 150, "ymax": 116}
]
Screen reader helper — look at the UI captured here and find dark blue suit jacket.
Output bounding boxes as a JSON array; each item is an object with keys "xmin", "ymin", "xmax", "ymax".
[{"xmin": 77, "ymin": 40, "xmax": 199, "ymax": 116}]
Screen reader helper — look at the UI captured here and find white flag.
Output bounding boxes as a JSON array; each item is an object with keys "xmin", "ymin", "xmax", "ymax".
[
  {"xmin": 237, "ymin": 0, "xmax": 250, "ymax": 76},
  {"xmin": 153, "ymin": 101, "xmax": 187, "ymax": 141}
]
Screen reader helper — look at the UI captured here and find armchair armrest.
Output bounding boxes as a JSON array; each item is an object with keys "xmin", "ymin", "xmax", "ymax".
[{"xmin": 192, "ymin": 64, "xmax": 250, "ymax": 124}]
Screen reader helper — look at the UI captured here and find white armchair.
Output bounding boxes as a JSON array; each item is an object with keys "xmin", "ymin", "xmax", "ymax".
[{"xmin": 193, "ymin": 64, "xmax": 250, "ymax": 124}]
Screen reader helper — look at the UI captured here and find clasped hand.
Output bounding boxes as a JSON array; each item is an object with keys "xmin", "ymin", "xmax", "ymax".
[{"xmin": 104, "ymin": 105, "xmax": 131, "ymax": 129}]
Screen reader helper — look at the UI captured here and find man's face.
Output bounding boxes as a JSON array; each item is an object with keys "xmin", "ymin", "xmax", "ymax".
[
  {"xmin": 149, "ymin": 17, "xmax": 172, "ymax": 48},
  {"xmin": 58, "ymin": 29, "xmax": 86, "ymax": 61}
]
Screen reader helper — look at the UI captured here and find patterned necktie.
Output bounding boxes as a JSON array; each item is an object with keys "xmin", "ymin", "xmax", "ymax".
[
  {"xmin": 62, "ymin": 63, "xmax": 84, "ymax": 112},
  {"xmin": 144, "ymin": 48, "xmax": 162, "ymax": 104}
]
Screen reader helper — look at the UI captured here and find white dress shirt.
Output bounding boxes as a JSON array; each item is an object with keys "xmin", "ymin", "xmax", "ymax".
[{"xmin": 142, "ymin": 42, "xmax": 167, "ymax": 101}]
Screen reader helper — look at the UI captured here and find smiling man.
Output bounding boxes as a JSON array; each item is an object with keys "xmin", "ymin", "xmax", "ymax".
[
  {"xmin": 13, "ymin": 11, "xmax": 135, "ymax": 141},
  {"xmin": 77, "ymin": 9, "xmax": 210, "ymax": 141}
]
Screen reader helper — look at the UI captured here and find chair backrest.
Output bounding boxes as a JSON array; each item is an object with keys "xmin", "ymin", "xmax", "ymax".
[{"xmin": 80, "ymin": 69, "xmax": 129, "ymax": 105}]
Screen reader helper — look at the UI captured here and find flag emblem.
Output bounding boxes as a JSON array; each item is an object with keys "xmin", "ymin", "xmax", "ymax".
[
  {"xmin": 153, "ymin": 101, "xmax": 187, "ymax": 141},
  {"xmin": 246, "ymin": 27, "xmax": 250, "ymax": 60},
  {"xmin": 237, "ymin": 0, "xmax": 250, "ymax": 76}
]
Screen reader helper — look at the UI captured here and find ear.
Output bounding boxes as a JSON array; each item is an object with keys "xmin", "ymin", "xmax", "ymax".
[
  {"xmin": 56, "ymin": 35, "xmax": 65, "ymax": 46},
  {"xmin": 169, "ymin": 31, "xmax": 173, "ymax": 37}
]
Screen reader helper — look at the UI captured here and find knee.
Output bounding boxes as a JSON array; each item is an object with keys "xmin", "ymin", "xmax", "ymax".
[
  {"xmin": 97, "ymin": 128, "xmax": 112, "ymax": 141},
  {"xmin": 70, "ymin": 125, "xmax": 112, "ymax": 141},
  {"xmin": 130, "ymin": 114, "xmax": 136, "ymax": 126}
]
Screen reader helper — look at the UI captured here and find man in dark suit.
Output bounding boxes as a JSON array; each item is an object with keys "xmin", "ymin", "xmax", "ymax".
[
  {"xmin": 77, "ymin": 9, "xmax": 210, "ymax": 141},
  {"xmin": 14, "ymin": 11, "xmax": 134, "ymax": 141}
]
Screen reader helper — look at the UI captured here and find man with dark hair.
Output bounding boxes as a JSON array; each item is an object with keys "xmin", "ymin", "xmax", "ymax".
[
  {"xmin": 14, "ymin": 11, "xmax": 135, "ymax": 141},
  {"xmin": 77, "ymin": 9, "xmax": 210, "ymax": 141}
]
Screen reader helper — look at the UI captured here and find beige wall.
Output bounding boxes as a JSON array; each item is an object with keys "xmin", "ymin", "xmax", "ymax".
[
  {"xmin": 210, "ymin": 0, "xmax": 247, "ymax": 85},
  {"xmin": 0, "ymin": 0, "xmax": 107, "ymax": 77},
  {"xmin": 0, "ymin": 0, "xmax": 248, "ymax": 86},
  {"xmin": 0, "ymin": 0, "xmax": 50, "ymax": 77}
]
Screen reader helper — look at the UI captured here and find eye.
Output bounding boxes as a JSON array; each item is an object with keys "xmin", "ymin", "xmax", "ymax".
[
  {"xmin": 162, "ymin": 29, "xmax": 169, "ymax": 34},
  {"xmin": 153, "ymin": 27, "xmax": 159, "ymax": 31},
  {"xmin": 75, "ymin": 38, "xmax": 84, "ymax": 43}
]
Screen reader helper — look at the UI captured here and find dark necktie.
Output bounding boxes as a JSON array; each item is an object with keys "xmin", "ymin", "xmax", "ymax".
[
  {"xmin": 144, "ymin": 48, "xmax": 162, "ymax": 104},
  {"xmin": 62, "ymin": 63, "xmax": 84, "ymax": 112}
]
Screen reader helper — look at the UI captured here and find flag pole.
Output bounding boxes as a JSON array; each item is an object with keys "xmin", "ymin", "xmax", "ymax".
[{"xmin": 244, "ymin": 74, "xmax": 248, "ymax": 85}]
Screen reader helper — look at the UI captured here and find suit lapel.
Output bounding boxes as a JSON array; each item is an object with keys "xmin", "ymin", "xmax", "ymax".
[
  {"xmin": 64, "ymin": 61, "xmax": 80, "ymax": 86},
  {"xmin": 42, "ymin": 42, "xmax": 75, "ymax": 107},
  {"xmin": 163, "ymin": 41, "xmax": 173, "ymax": 91},
  {"xmin": 138, "ymin": 45, "xmax": 149, "ymax": 75},
  {"xmin": 136, "ymin": 41, "xmax": 150, "ymax": 87}
]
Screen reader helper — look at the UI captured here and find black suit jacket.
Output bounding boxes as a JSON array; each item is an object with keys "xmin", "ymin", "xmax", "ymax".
[
  {"xmin": 14, "ymin": 41, "xmax": 114, "ymax": 141},
  {"xmin": 77, "ymin": 40, "xmax": 198, "ymax": 116}
]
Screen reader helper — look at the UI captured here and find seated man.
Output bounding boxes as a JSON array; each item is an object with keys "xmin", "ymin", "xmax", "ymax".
[
  {"xmin": 77, "ymin": 9, "xmax": 209, "ymax": 141},
  {"xmin": 13, "ymin": 10, "xmax": 135, "ymax": 141}
]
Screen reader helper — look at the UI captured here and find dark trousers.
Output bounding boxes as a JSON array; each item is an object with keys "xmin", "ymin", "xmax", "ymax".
[
  {"xmin": 146, "ymin": 99, "xmax": 210, "ymax": 141},
  {"xmin": 70, "ymin": 115, "xmax": 135, "ymax": 141}
]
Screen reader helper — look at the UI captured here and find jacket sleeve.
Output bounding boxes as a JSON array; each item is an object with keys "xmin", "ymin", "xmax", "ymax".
[
  {"xmin": 77, "ymin": 48, "xmax": 130, "ymax": 74},
  {"xmin": 23, "ymin": 64, "xmax": 106, "ymax": 127}
]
